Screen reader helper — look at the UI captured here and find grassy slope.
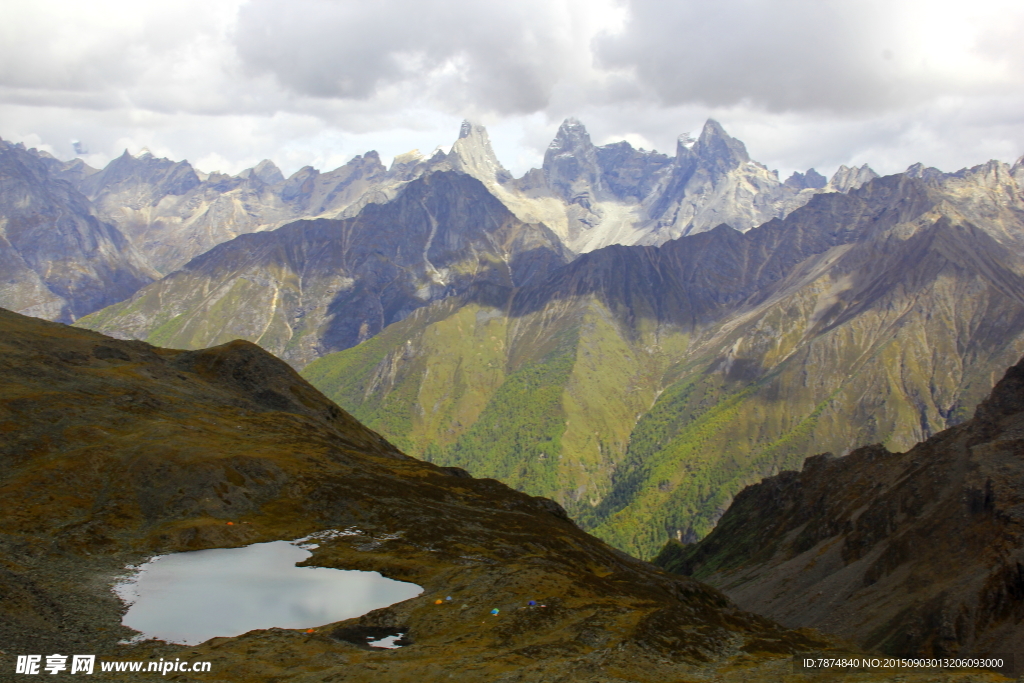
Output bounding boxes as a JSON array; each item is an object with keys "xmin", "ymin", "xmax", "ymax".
[{"xmin": 305, "ymin": 247, "xmax": 1024, "ymax": 562}]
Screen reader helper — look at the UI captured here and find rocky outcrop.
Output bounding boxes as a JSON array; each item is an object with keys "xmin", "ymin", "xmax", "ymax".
[
  {"xmin": 238, "ymin": 158, "xmax": 286, "ymax": 185},
  {"xmin": 541, "ymin": 117, "xmax": 607, "ymax": 208},
  {"xmin": 0, "ymin": 139, "xmax": 158, "ymax": 322},
  {"xmin": 635, "ymin": 119, "xmax": 817, "ymax": 244},
  {"xmin": 498, "ymin": 118, "xmax": 820, "ymax": 254},
  {"xmin": 785, "ymin": 168, "xmax": 827, "ymax": 190},
  {"xmin": 655, "ymin": 354, "xmax": 1024, "ymax": 660},
  {"xmin": 827, "ymin": 163, "xmax": 879, "ymax": 193},
  {"xmin": 447, "ymin": 120, "xmax": 512, "ymax": 186}
]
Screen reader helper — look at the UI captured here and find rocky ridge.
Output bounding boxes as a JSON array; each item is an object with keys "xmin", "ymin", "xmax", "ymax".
[
  {"xmin": 76, "ymin": 171, "xmax": 569, "ymax": 368},
  {"xmin": 502, "ymin": 118, "xmax": 853, "ymax": 254},
  {"xmin": 4, "ymin": 119, "xmax": 883, "ymax": 329},
  {"xmin": 69, "ymin": 148, "xmax": 391, "ymax": 275},
  {"xmin": 23, "ymin": 118, "xmax": 878, "ymax": 278},
  {"xmin": 0, "ymin": 140, "xmax": 158, "ymax": 323}
]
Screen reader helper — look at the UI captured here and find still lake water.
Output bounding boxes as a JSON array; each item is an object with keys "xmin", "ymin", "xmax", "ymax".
[{"xmin": 116, "ymin": 540, "xmax": 422, "ymax": 645}]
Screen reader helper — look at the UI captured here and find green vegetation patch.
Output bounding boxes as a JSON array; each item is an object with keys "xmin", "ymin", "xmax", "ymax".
[{"xmin": 435, "ymin": 327, "xmax": 578, "ymax": 496}]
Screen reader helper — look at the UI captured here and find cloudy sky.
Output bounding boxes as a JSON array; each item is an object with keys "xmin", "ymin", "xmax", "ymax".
[{"xmin": 2, "ymin": 0, "xmax": 1023, "ymax": 180}]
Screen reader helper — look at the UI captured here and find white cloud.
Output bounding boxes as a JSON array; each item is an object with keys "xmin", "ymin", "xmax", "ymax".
[{"xmin": 0, "ymin": 0, "xmax": 1021, "ymax": 180}]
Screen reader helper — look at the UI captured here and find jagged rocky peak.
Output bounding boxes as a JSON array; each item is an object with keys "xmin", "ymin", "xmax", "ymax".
[
  {"xmin": 784, "ymin": 168, "xmax": 827, "ymax": 190},
  {"xmin": 1012, "ymin": 154, "xmax": 1024, "ymax": 184},
  {"xmin": 827, "ymin": 163, "xmax": 879, "ymax": 193},
  {"xmin": 39, "ymin": 155, "xmax": 98, "ymax": 187},
  {"xmin": 80, "ymin": 148, "xmax": 201, "ymax": 200},
  {"xmin": 691, "ymin": 119, "xmax": 750, "ymax": 175},
  {"xmin": 545, "ymin": 117, "xmax": 597, "ymax": 161},
  {"xmin": 904, "ymin": 161, "xmax": 945, "ymax": 182},
  {"xmin": 674, "ymin": 132, "xmax": 697, "ymax": 158},
  {"xmin": 322, "ymin": 150, "xmax": 388, "ymax": 180},
  {"xmin": 362, "ymin": 149, "xmax": 383, "ymax": 166},
  {"xmin": 280, "ymin": 165, "xmax": 319, "ymax": 201},
  {"xmin": 543, "ymin": 118, "xmax": 604, "ymax": 204},
  {"xmin": 239, "ymin": 159, "xmax": 285, "ymax": 185},
  {"xmin": 388, "ymin": 149, "xmax": 427, "ymax": 178},
  {"xmin": 449, "ymin": 120, "xmax": 511, "ymax": 184}
]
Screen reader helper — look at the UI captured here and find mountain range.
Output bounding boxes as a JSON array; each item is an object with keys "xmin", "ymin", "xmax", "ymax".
[
  {"xmin": 6, "ymin": 114, "xmax": 1024, "ymax": 675},
  {"xmin": 0, "ymin": 139, "xmax": 158, "ymax": 323},
  {"xmin": 301, "ymin": 157, "xmax": 1024, "ymax": 559},
  {"xmin": 5, "ymin": 119, "xmax": 1024, "ymax": 564},
  {"xmin": 3, "ymin": 118, "xmax": 873, "ymax": 323}
]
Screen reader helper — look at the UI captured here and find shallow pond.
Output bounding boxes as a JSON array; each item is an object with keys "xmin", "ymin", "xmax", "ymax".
[{"xmin": 115, "ymin": 540, "xmax": 422, "ymax": 645}]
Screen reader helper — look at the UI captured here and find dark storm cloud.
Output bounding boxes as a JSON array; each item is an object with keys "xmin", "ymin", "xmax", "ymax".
[{"xmin": 232, "ymin": 0, "xmax": 603, "ymax": 115}]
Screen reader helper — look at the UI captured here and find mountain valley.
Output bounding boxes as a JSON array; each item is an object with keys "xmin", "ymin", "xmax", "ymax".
[
  {"xmin": 1, "ymin": 306, "xmax": 847, "ymax": 682},
  {"xmin": 302, "ymin": 159, "xmax": 1024, "ymax": 559},
  {"xmin": 656, "ymin": 353, "xmax": 1024, "ymax": 660}
]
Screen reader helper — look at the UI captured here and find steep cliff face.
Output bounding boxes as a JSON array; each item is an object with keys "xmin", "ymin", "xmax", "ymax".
[
  {"xmin": 0, "ymin": 140, "xmax": 158, "ymax": 322},
  {"xmin": 635, "ymin": 119, "xmax": 817, "ymax": 244},
  {"xmin": 655, "ymin": 355, "xmax": 1024, "ymax": 660},
  {"xmin": 76, "ymin": 171, "xmax": 569, "ymax": 368},
  {"xmin": 500, "ymin": 118, "xmax": 847, "ymax": 254},
  {"xmin": 827, "ymin": 163, "xmax": 879, "ymax": 192},
  {"xmin": 302, "ymin": 169, "xmax": 1024, "ymax": 561},
  {"xmin": 1, "ymin": 306, "xmax": 848, "ymax": 682}
]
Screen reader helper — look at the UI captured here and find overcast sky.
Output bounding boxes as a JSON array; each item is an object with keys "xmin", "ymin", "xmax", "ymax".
[{"xmin": 2, "ymin": 0, "xmax": 1023, "ymax": 180}]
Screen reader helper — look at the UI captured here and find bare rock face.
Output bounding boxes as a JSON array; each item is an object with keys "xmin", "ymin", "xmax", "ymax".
[
  {"xmin": 79, "ymin": 149, "xmax": 202, "ymax": 205},
  {"xmin": 447, "ymin": 120, "xmax": 512, "ymax": 186},
  {"xmin": 499, "ymin": 118, "xmax": 819, "ymax": 254},
  {"xmin": 785, "ymin": 168, "xmax": 827, "ymax": 190},
  {"xmin": 595, "ymin": 140, "xmax": 674, "ymax": 202},
  {"xmin": 238, "ymin": 158, "xmax": 286, "ymax": 185},
  {"xmin": 0, "ymin": 139, "xmax": 158, "ymax": 322},
  {"xmin": 18, "ymin": 119, "xmax": 894, "ymax": 298},
  {"xmin": 656, "ymin": 354, "xmax": 1024, "ymax": 659},
  {"xmin": 636, "ymin": 119, "xmax": 816, "ymax": 244},
  {"xmin": 827, "ymin": 163, "xmax": 879, "ymax": 193},
  {"xmin": 542, "ymin": 117, "xmax": 607, "ymax": 209}
]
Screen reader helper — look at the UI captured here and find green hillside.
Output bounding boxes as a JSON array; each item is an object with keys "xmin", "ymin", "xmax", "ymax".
[{"xmin": 304, "ymin": 210, "xmax": 1024, "ymax": 560}]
